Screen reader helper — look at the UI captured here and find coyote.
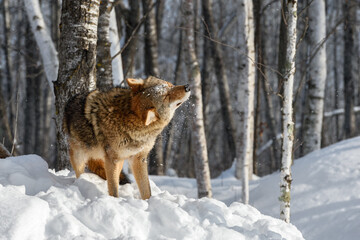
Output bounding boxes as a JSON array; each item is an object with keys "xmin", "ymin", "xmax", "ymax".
[{"xmin": 63, "ymin": 76, "xmax": 191, "ymax": 199}]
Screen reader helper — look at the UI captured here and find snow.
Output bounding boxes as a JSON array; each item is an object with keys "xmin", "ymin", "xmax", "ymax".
[
  {"xmin": 155, "ymin": 137, "xmax": 360, "ymax": 240},
  {"xmin": 2, "ymin": 137, "xmax": 359, "ymax": 239},
  {"xmin": 0, "ymin": 156, "xmax": 302, "ymax": 239},
  {"xmin": 251, "ymin": 137, "xmax": 360, "ymax": 240}
]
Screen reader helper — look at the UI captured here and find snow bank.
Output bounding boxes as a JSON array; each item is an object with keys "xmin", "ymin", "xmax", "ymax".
[
  {"xmin": 251, "ymin": 137, "xmax": 360, "ymax": 240},
  {"xmin": 0, "ymin": 155, "xmax": 303, "ymax": 240},
  {"xmin": 153, "ymin": 137, "xmax": 360, "ymax": 240}
]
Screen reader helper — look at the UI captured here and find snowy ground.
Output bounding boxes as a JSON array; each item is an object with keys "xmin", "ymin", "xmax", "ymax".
[
  {"xmin": 1, "ymin": 137, "xmax": 359, "ymax": 239},
  {"xmin": 154, "ymin": 137, "xmax": 360, "ymax": 240}
]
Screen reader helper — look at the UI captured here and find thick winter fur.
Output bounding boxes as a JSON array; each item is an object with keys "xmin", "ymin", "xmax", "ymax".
[{"xmin": 63, "ymin": 76, "xmax": 191, "ymax": 199}]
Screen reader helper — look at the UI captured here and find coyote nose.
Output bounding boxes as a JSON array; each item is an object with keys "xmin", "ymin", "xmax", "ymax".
[{"xmin": 184, "ymin": 84, "xmax": 191, "ymax": 92}]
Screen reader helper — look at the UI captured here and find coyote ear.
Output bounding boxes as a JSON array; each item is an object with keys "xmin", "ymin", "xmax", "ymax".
[
  {"xmin": 144, "ymin": 108, "xmax": 158, "ymax": 126},
  {"xmin": 127, "ymin": 78, "xmax": 144, "ymax": 93}
]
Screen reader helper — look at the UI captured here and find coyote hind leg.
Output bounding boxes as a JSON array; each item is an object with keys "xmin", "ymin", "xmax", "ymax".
[{"xmin": 69, "ymin": 142, "xmax": 86, "ymax": 178}]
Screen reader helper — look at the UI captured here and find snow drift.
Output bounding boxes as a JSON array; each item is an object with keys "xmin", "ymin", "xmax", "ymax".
[
  {"xmin": 152, "ymin": 137, "xmax": 360, "ymax": 240},
  {"xmin": 251, "ymin": 137, "xmax": 360, "ymax": 240},
  {"xmin": 0, "ymin": 155, "xmax": 302, "ymax": 239}
]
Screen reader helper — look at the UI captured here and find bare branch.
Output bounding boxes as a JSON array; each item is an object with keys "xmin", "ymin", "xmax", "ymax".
[{"xmin": 111, "ymin": 1, "xmax": 158, "ymax": 61}]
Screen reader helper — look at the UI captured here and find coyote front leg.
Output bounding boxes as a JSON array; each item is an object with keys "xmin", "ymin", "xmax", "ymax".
[
  {"xmin": 104, "ymin": 150, "xmax": 124, "ymax": 197},
  {"xmin": 130, "ymin": 151, "xmax": 151, "ymax": 200}
]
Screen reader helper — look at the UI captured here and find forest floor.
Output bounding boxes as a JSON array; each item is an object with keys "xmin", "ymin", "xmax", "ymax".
[{"xmin": 1, "ymin": 137, "xmax": 360, "ymax": 239}]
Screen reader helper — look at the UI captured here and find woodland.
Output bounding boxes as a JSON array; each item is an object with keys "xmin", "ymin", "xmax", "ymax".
[{"xmin": 0, "ymin": 0, "xmax": 359, "ymax": 221}]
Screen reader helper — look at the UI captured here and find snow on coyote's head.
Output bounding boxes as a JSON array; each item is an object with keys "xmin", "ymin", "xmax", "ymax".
[{"xmin": 127, "ymin": 76, "xmax": 191, "ymax": 126}]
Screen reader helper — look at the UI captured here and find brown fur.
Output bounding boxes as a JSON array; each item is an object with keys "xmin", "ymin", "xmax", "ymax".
[
  {"xmin": 0, "ymin": 143, "xmax": 10, "ymax": 158},
  {"xmin": 64, "ymin": 76, "xmax": 190, "ymax": 199},
  {"xmin": 87, "ymin": 158, "xmax": 130, "ymax": 185}
]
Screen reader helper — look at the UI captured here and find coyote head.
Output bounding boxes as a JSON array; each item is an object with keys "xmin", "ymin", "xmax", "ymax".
[{"xmin": 127, "ymin": 76, "xmax": 191, "ymax": 126}]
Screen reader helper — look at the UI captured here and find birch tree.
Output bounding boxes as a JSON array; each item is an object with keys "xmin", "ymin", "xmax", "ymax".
[
  {"xmin": 23, "ymin": 0, "xmax": 59, "ymax": 159},
  {"xmin": 109, "ymin": 9, "xmax": 124, "ymax": 85},
  {"xmin": 117, "ymin": 0, "xmax": 140, "ymax": 77},
  {"xmin": 301, "ymin": 0, "xmax": 327, "ymax": 155},
  {"xmin": 142, "ymin": 0, "xmax": 164, "ymax": 175},
  {"xmin": 278, "ymin": 0, "xmax": 297, "ymax": 223},
  {"xmin": 235, "ymin": 0, "xmax": 255, "ymax": 204},
  {"xmin": 202, "ymin": 0, "xmax": 237, "ymax": 165},
  {"xmin": 23, "ymin": 0, "xmax": 59, "ymax": 94},
  {"xmin": 54, "ymin": 0, "xmax": 100, "ymax": 170},
  {"xmin": 1, "ymin": 0, "xmax": 14, "ymax": 148},
  {"xmin": 24, "ymin": 24, "xmax": 41, "ymax": 155},
  {"xmin": 343, "ymin": 0, "xmax": 356, "ymax": 138},
  {"xmin": 96, "ymin": 0, "xmax": 113, "ymax": 91},
  {"xmin": 142, "ymin": 0, "xmax": 160, "ymax": 77},
  {"xmin": 184, "ymin": 0, "xmax": 212, "ymax": 198},
  {"xmin": 96, "ymin": 2, "xmax": 124, "ymax": 87},
  {"xmin": 2, "ymin": 0, "xmax": 15, "ymax": 127}
]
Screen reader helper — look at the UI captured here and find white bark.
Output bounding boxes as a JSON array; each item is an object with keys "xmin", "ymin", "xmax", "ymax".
[
  {"xmin": 235, "ymin": 0, "xmax": 255, "ymax": 204},
  {"xmin": 279, "ymin": 0, "xmax": 297, "ymax": 224},
  {"xmin": 302, "ymin": 0, "xmax": 327, "ymax": 155},
  {"xmin": 109, "ymin": 8, "xmax": 124, "ymax": 86},
  {"xmin": 40, "ymin": 0, "xmax": 52, "ymax": 28},
  {"xmin": 23, "ymin": 0, "xmax": 59, "ymax": 96},
  {"xmin": 184, "ymin": 0, "xmax": 212, "ymax": 198}
]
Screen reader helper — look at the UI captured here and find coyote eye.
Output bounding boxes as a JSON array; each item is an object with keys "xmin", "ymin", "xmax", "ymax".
[{"xmin": 176, "ymin": 102, "xmax": 182, "ymax": 107}]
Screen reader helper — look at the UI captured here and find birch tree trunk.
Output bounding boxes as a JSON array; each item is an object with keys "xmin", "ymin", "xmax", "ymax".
[
  {"xmin": 23, "ymin": 0, "xmax": 59, "ymax": 95},
  {"xmin": 0, "ymin": 0, "xmax": 15, "ymax": 149},
  {"xmin": 278, "ymin": 0, "xmax": 297, "ymax": 223},
  {"xmin": 301, "ymin": 0, "xmax": 327, "ymax": 155},
  {"xmin": 109, "ymin": 8, "xmax": 124, "ymax": 86},
  {"xmin": 96, "ymin": 0, "xmax": 113, "ymax": 91},
  {"xmin": 118, "ymin": 0, "xmax": 140, "ymax": 77},
  {"xmin": 54, "ymin": 0, "xmax": 100, "ymax": 170},
  {"xmin": 142, "ymin": 0, "xmax": 160, "ymax": 77},
  {"xmin": 184, "ymin": 0, "xmax": 212, "ymax": 198},
  {"xmin": 343, "ymin": 0, "xmax": 356, "ymax": 138},
  {"xmin": 164, "ymin": 30, "xmax": 183, "ymax": 173},
  {"xmin": 24, "ymin": 24, "xmax": 41, "ymax": 154},
  {"xmin": 155, "ymin": 0, "xmax": 165, "ymax": 41},
  {"xmin": 142, "ymin": 0, "xmax": 164, "ymax": 175},
  {"xmin": 235, "ymin": 0, "xmax": 255, "ymax": 204},
  {"xmin": 201, "ymin": 38, "xmax": 212, "ymax": 113},
  {"xmin": 2, "ymin": 0, "xmax": 15, "ymax": 128},
  {"xmin": 202, "ymin": 0, "xmax": 237, "ymax": 165},
  {"xmin": 97, "ymin": 3, "xmax": 124, "ymax": 90}
]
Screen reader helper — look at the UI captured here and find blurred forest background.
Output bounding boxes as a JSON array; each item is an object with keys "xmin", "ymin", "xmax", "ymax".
[{"xmin": 0, "ymin": 0, "xmax": 359, "ymax": 179}]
